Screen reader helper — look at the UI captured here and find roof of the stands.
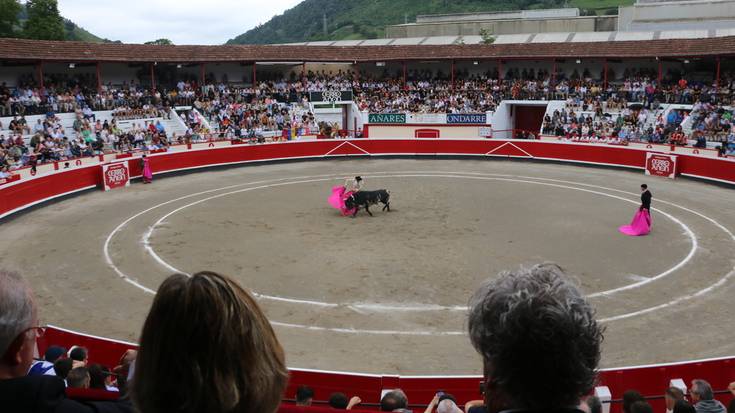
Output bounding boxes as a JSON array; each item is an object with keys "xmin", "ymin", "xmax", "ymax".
[{"xmin": 0, "ymin": 32, "xmax": 734, "ymax": 63}]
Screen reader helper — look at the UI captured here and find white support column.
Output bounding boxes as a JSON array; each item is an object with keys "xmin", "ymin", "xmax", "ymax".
[{"xmin": 595, "ymin": 386, "xmax": 612, "ymax": 413}]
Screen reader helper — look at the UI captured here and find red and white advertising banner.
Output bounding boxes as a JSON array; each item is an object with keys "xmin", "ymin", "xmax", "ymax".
[
  {"xmin": 645, "ymin": 152, "xmax": 677, "ymax": 179},
  {"xmin": 101, "ymin": 162, "xmax": 130, "ymax": 191}
]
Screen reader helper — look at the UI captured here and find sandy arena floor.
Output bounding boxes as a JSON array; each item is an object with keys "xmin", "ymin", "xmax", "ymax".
[{"xmin": 2, "ymin": 159, "xmax": 734, "ymax": 374}]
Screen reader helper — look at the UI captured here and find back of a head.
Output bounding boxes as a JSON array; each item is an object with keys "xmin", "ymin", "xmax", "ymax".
[
  {"xmin": 631, "ymin": 401, "xmax": 654, "ymax": 413},
  {"xmin": 623, "ymin": 391, "xmax": 645, "ymax": 413},
  {"xmin": 586, "ymin": 396, "xmax": 603, "ymax": 413},
  {"xmin": 674, "ymin": 400, "xmax": 697, "ymax": 413},
  {"xmin": 666, "ymin": 387, "xmax": 685, "ymax": 401},
  {"xmin": 54, "ymin": 358, "xmax": 73, "ymax": 379},
  {"xmin": 67, "ymin": 367, "xmax": 90, "ymax": 389},
  {"xmin": 69, "ymin": 346, "xmax": 88, "ymax": 363},
  {"xmin": 329, "ymin": 392, "xmax": 349, "ymax": 409},
  {"xmin": 468, "ymin": 264, "xmax": 603, "ymax": 411},
  {"xmin": 44, "ymin": 345, "xmax": 67, "ymax": 363},
  {"xmin": 88, "ymin": 363, "xmax": 108, "ymax": 390},
  {"xmin": 381, "ymin": 390, "xmax": 408, "ymax": 411},
  {"xmin": 296, "ymin": 385, "xmax": 314, "ymax": 406},
  {"xmin": 132, "ymin": 271, "xmax": 288, "ymax": 413},
  {"xmin": 0, "ymin": 270, "xmax": 35, "ymax": 374},
  {"xmin": 691, "ymin": 380, "xmax": 714, "ymax": 401},
  {"xmin": 437, "ymin": 399, "xmax": 462, "ymax": 413}
]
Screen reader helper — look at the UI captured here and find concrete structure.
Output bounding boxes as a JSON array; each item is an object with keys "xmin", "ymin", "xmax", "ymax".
[
  {"xmin": 618, "ymin": 0, "xmax": 735, "ymax": 31},
  {"xmin": 386, "ymin": 12, "xmax": 616, "ymax": 38},
  {"xmin": 414, "ymin": 8, "xmax": 580, "ymax": 24}
]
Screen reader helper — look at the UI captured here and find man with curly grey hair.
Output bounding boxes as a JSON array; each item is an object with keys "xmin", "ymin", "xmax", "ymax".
[{"xmin": 468, "ymin": 263, "xmax": 603, "ymax": 413}]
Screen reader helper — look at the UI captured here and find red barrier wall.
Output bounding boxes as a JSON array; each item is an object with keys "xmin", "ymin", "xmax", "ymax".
[
  {"xmin": 3, "ymin": 139, "xmax": 734, "ymax": 220},
  {"xmin": 42, "ymin": 326, "xmax": 734, "ymax": 413}
]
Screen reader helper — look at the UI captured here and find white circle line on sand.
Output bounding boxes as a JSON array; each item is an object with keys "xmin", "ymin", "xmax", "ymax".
[
  {"xmin": 103, "ymin": 173, "xmax": 370, "ymax": 293},
  {"xmin": 139, "ymin": 173, "xmax": 696, "ymax": 313},
  {"xmin": 102, "ymin": 170, "xmax": 730, "ymax": 335},
  {"xmin": 269, "ymin": 321, "xmax": 466, "ymax": 336}
]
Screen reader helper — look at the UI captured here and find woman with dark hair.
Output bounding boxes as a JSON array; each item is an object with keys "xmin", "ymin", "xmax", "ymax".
[{"xmin": 131, "ymin": 271, "xmax": 288, "ymax": 413}]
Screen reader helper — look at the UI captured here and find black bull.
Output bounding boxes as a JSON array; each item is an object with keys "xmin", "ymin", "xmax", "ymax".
[{"xmin": 344, "ymin": 190, "xmax": 390, "ymax": 217}]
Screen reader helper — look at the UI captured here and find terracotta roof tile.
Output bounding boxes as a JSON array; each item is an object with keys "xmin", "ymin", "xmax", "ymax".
[{"xmin": 0, "ymin": 37, "xmax": 732, "ymax": 63}]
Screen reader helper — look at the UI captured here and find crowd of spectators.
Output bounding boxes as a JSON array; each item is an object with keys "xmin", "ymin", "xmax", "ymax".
[
  {"xmin": 2, "ymin": 67, "xmax": 735, "ymax": 177},
  {"xmin": 0, "ymin": 109, "xmax": 174, "ymax": 174},
  {"xmin": 2, "ymin": 265, "xmax": 734, "ymax": 413}
]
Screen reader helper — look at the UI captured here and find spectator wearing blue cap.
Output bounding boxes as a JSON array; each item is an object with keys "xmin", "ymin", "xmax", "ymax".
[{"xmin": 27, "ymin": 345, "xmax": 66, "ymax": 376}]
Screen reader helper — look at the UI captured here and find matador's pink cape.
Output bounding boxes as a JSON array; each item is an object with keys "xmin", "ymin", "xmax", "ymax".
[
  {"xmin": 619, "ymin": 208, "xmax": 652, "ymax": 236},
  {"xmin": 328, "ymin": 185, "xmax": 357, "ymax": 216},
  {"xmin": 142, "ymin": 158, "xmax": 153, "ymax": 183}
]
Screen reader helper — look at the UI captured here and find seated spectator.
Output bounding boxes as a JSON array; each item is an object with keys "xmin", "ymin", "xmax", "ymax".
[
  {"xmin": 425, "ymin": 393, "xmax": 463, "ymax": 413},
  {"xmin": 330, "ymin": 392, "xmax": 349, "ymax": 409},
  {"xmin": 88, "ymin": 363, "xmax": 118, "ymax": 392},
  {"xmin": 728, "ymin": 382, "xmax": 734, "ymax": 413},
  {"xmin": 53, "ymin": 357, "xmax": 73, "ymax": 381},
  {"xmin": 27, "ymin": 345, "xmax": 66, "ymax": 376},
  {"xmin": 131, "ymin": 271, "xmax": 288, "ymax": 413},
  {"xmin": 329, "ymin": 393, "xmax": 362, "ymax": 410},
  {"xmin": 583, "ymin": 395, "xmax": 602, "ymax": 413},
  {"xmin": 674, "ymin": 400, "xmax": 697, "ymax": 413},
  {"xmin": 381, "ymin": 389, "xmax": 409, "ymax": 412},
  {"xmin": 467, "ymin": 263, "xmax": 602, "ymax": 413},
  {"xmin": 69, "ymin": 346, "xmax": 89, "ymax": 368},
  {"xmin": 623, "ymin": 390, "xmax": 645, "ymax": 413},
  {"xmin": 111, "ymin": 349, "xmax": 136, "ymax": 396},
  {"xmin": 0, "ymin": 270, "xmax": 131, "ymax": 412},
  {"xmin": 691, "ymin": 380, "xmax": 727, "ymax": 413},
  {"xmin": 296, "ymin": 385, "xmax": 314, "ymax": 406},
  {"xmin": 630, "ymin": 401, "xmax": 654, "ymax": 413},
  {"xmin": 437, "ymin": 399, "xmax": 463, "ymax": 413},
  {"xmin": 665, "ymin": 387, "xmax": 686, "ymax": 413},
  {"xmin": 66, "ymin": 367, "xmax": 90, "ymax": 389}
]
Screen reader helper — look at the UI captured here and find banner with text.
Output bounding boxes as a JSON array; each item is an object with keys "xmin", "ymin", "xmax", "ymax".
[
  {"xmin": 368, "ymin": 113, "xmax": 490, "ymax": 125},
  {"xmin": 309, "ymin": 90, "xmax": 353, "ymax": 104},
  {"xmin": 645, "ymin": 153, "xmax": 677, "ymax": 179},
  {"xmin": 447, "ymin": 113, "xmax": 487, "ymax": 124},
  {"xmin": 101, "ymin": 162, "xmax": 130, "ymax": 191},
  {"xmin": 368, "ymin": 113, "xmax": 407, "ymax": 124}
]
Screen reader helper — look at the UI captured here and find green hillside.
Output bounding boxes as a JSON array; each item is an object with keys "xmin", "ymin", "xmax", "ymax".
[
  {"xmin": 14, "ymin": 4, "xmax": 109, "ymax": 42},
  {"xmin": 226, "ymin": 0, "xmax": 634, "ymax": 45},
  {"xmin": 63, "ymin": 19, "xmax": 106, "ymax": 42}
]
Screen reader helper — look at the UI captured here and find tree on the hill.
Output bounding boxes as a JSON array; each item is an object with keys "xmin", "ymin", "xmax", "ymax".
[
  {"xmin": 0, "ymin": 0, "xmax": 22, "ymax": 38},
  {"xmin": 145, "ymin": 38, "xmax": 174, "ymax": 45},
  {"xmin": 23, "ymin": 0, "xmax": 64, "ymax": 40}
]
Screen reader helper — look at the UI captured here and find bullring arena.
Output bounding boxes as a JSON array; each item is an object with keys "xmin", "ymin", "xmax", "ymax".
[
  {"xmin": 3, "ymin": 23, "xmax": 735, "ymax": 411},
  {"xmin": 2, "ymin": 141, "xmax": 735, "ymax": 375}
]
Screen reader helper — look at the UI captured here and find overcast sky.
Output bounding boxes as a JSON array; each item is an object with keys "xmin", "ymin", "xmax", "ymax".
[{"xmin": 56, "ymin": 0, "xmax": 303, "ymax": 45}]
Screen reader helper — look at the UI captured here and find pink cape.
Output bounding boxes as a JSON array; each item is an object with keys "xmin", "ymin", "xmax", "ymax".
[
  {"xmin": 328, "ymin": 186, "xmax": 357, "ymax": 216},
  {"xmin": 619, "ymin": 208, "xmax": 652, "ymax": 236},
  {"xmin": 142, "ymin": 158, "xmax": 153, "ymax": 182}
]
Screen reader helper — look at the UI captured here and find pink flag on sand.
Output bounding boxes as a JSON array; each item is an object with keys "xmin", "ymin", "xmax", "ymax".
[
  {"xmin": 619, "ymin": 209, "xmax": 652, "ymax": 236},
  {"xmin": 328, "ymin": 186, "xmax": 357, "ymax": 216}
]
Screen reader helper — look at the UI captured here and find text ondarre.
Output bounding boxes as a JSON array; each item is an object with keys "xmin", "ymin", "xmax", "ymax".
[
  {"xmin": 368, "ymin": 113, "xmax": 407, "ymax": 124},
  {"xmin": 367, "ymin": 113, "xmax": 487, "ymax": 124},
  {"xmin": 446, "ymin": 113, "xmax": 486, "ymax": 124}
]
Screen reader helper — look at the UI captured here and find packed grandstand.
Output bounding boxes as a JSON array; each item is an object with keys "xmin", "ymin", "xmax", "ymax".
[
  {"xmin": 3, "ymin": 34, "xmax": 735, "ymax": 178},
  {"xmin": 3, "ymin": 0, "xmax": 735, "ymax": 412}
]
